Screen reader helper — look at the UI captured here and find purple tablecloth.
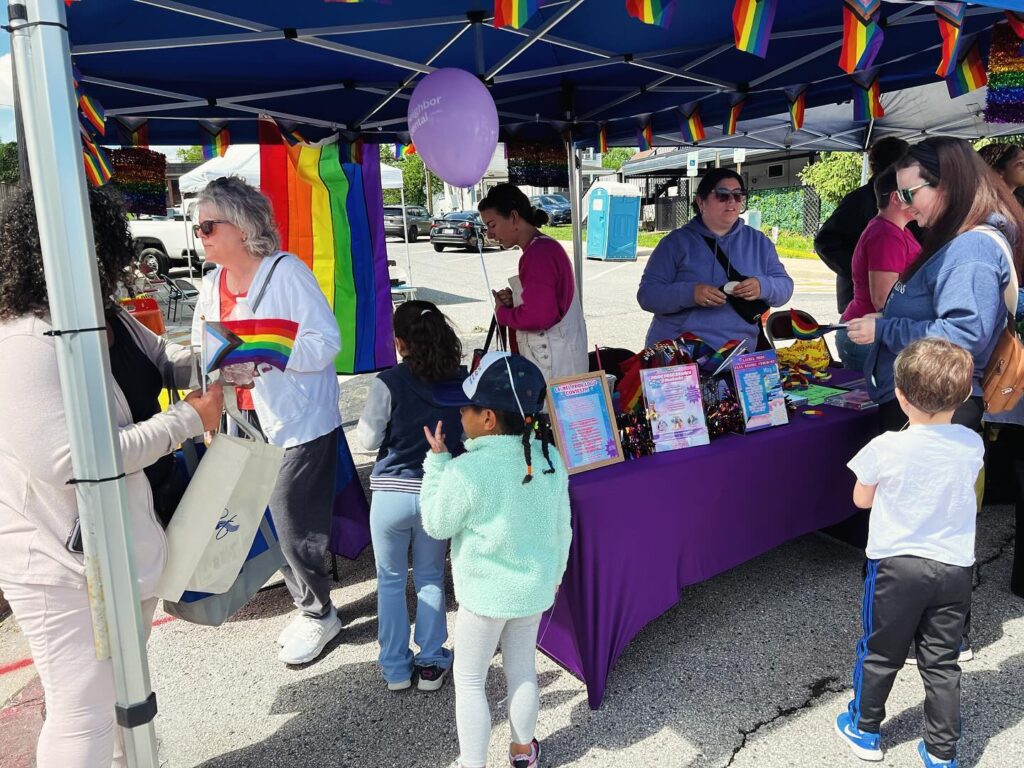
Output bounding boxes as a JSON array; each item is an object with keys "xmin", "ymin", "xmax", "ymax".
[{"xmin": 538, "ymin": 380, "xmax": 880, "ymax": 709}]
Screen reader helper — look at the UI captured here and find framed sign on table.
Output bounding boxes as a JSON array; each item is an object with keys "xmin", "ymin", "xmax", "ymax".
[{"xmin": 546, "ymin": 372, "xmax": 624, "ymax": 475}]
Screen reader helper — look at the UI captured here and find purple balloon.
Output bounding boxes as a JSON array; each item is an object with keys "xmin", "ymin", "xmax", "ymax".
[{"xmin": 407, "ymin": 68, "xmax": 499, "ymax": 188}]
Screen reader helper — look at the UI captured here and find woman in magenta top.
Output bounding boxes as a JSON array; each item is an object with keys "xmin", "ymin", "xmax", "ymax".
[
  {"xmin": 837, "ymin": 166, "xmax": 921, "ymax": 372},
  {"xmin": 479, "ymin": 184, "xmax": 589, "ymax": 381}
]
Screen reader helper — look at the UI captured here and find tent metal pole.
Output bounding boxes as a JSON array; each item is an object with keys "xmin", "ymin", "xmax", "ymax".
[
  {"xmin": 10, "ymin": 1, "xmax": 159, "ymax": 765},
  {"xmin": 9, "ymin": 34, "xmax": 30, "ymax": 187},
  {"xmin": 566, "ymin": 132, "xmax": 584, "ymax": 299},
  {"xmin": 401, "ymin": 186, "xmax": 412, "ymax": 286}
]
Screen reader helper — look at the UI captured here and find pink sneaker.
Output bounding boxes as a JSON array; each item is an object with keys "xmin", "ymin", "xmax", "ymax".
[{"xmin": 509, "ymin": 739, "xmax": 541, "ymax": 768}]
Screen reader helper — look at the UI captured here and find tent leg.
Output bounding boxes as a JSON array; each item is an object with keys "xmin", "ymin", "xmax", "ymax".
[
  {"xmin": 566, "ymin": 133, "xmax": 584, "ymax": 299},
  {"xmin": 401, "ymin": 186, "xmax": 412, "ymax": 286},
  {"xmin": 11, "ymin": 2, "xmax": 159, "ymax": 766}
]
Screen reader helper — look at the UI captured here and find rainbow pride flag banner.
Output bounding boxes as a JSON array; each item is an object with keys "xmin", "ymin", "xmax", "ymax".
[
  {"xmin": 679, "ymin": 104, "xmax": 706, "ymax": 143},
  {"xmin": 78, "ymin": 93, "xmax": 105, "ymax": 136},
  {"xmin": 82, "ymin": 138, "xmax": 113, "ymax": 187},
  {"xmin": 947, "ymin": 39, "xmax": 987, "ymax": 98},
  {"xmin": 934, "ymin": 2, "xmax": 965, "ymax": 78},
  {"xmin": 598, "ymin": 124, "xmax": 608, "ymax": 153},
  {"xmin": 203, "ymin": 318, "xmax": 299, "ymax": 373},
  {"xmin": 259, "ymin": 118, "xmax": 395, "ymax": 375},
  {"xmin": 1006, "ymin": 10, "xmax": 1024, "ymax": 39},
  {"xmin": 494, "ymin": 0, "xmax": 540, "ymax": 29},
  {"xmin": 626, "ymin": 0, "xmax": 676, "ymax": 28},
  {"xmin": 116, "ymin": 118, "xmax": 149, "ymax": 148},
  {"xmin": 839, "ymin": 0, "xmax": 884, "ymax": 75},
  {"xmin": 201, "ymin": 123, "xmax": 230, "ymax": 160},
  {"xmin": 637, "ymin": 120, "xmax": 654, "ymax": 151},
  {"xmin": 393, "ymin": 142, "xmax": 416, "ymax": 159},
  {"xmin": 852, "ymin": 75, "xmax": 885, "ymax": 121},
  {"xmin": 724, "ymin": 96, "xmax": 745, "ymax": 136},
  {"xmin": 786, "ymin": 85, "xmax": 807, "ymax": 131},
  {"xmin": 733, "ymin": 0, "xmax": 777, "ymax": 59}
]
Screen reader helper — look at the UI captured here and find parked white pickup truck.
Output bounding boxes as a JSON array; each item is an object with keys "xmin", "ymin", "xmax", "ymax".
[{"xmin": 129, "ymin": 199, "xmax": 205, "ymax": 276}]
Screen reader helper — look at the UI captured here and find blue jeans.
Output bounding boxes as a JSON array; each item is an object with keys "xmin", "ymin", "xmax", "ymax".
[
  {"xmin": 370, "ymin": 489, "xmax": 451, "ymax": 683},
  {"xmin": 836, "ymin": 327, "xmax": 870, "ymax": 374}
]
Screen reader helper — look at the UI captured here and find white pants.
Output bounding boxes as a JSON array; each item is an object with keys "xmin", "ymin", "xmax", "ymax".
[
  {"xmin": 453, "ymin": 607, "xmax": 542, "ymax": 768},
  {"xmin": 0, "ymin": 580, "xmax": 156, "ymax": 768}
]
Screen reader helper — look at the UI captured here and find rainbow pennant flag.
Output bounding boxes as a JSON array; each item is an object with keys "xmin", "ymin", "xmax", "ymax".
[
  {"xmin": 839, "ymin": 0, "xmax": 884, "ymax": 75},
  {"xmin": 203, "ymin": 319, "xmax": 299, "ymax": 373},
  {"xmin": 946, "ymin": 40, "xmax": 987, "ymax": 98},
  {"xmin": 259, "ymin": 118, "xmax": 395, "ymax": 375},
  {"xmin": 1006, "ymin": 11, "xmax": 1024, "ymax": 39},
  {"xmin": 494, "ymin": 0, "xmax": 539, "ymax": 29},
  {"xmin": 934, "ymin": 2, "xmax": 965, "ymax": 78},
  {"xmin": 598, "ymin": 124, "xmax": 608, "ymax": 153},
  {"xmin": 78, "ymin": 94, "xmax": 105, "ymax": 136},
  {"xmin": 853, "ymin": 77, "xmax": 884, "ymax": 121},
  {"xmin": 116, "ymin": 118, "xmax": 148, "ymax": 148},
  {"xmin": 786, "ymin": 86, "xmax": 807, "ymax": 131},
  {"xmin": 201, "ymin": 124, "xmax": 230, "ymax": 160},
  {"xmin": 393, "ymin": 142, "xmax": 416, "ymax": 159},
  {"xmin": 732, "ymin": 0, "xmax": 777, "ymax": 59},
  {"xmin": 626, "ymin": 0, "xmax": 676, "ymax": 28},
  {"xmin": 82, "ymin": 138, "xmax": 113, "ymax": 187},
  {"xmin": 637, "ymin": 120, "xmax": 654, "ymax": 151},
  {"xmin": 724, "ymin": 97, "xmax": 745, "ymax": 136},
  {"xmin": 679, "ymin": 105, "xmax": 705, "ymax": 143}
]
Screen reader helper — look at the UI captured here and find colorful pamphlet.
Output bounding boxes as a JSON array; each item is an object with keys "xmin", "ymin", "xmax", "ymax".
[
  {"xmin": 640, "ymin": 364, "xmax": 710, "ymax": 452},
  {"xmin": 824, "ymin": 389, "xmax": 878, "ymax": 410},
  {"xmin": 793, "ymin": 383, "xmax": 849, "ymax": 406},
  {"xmin": 731, "ymin": 350, "xmax": 789, "ymax": 432},
  {"xmin": 547, "ymin": 372, "xmax": 624, "ymax": 475}
]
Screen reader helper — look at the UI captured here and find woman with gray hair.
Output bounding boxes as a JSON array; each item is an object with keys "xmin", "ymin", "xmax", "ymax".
[{"xmin": 190, "ymin": 175, "xmax": 345, "ymax": 665}]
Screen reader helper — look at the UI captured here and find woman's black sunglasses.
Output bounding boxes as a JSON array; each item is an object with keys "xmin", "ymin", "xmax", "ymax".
[
  {"xmin": 192, "ymin": 219, "xmax": 229, "ymax": 237},
  {"xmin": 712, "ymin": 188, "xmax": 748, "ymax": 203}
]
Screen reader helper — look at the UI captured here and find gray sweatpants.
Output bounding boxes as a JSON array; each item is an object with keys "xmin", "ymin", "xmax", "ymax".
[{"xmin": 851, "ymin": 556, "xmax": 972, "ymax": 761}]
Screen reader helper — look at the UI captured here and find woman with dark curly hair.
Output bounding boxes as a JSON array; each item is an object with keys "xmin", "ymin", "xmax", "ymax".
[
  {"xmin": 356, "ymin": 300, "xmax": 466, "ymax": 691},
  {"xmin": 0, "ymin": 187, "xmax": 222, "ymax": 768}
]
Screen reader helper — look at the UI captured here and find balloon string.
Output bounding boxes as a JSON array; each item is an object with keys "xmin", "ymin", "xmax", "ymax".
[{"xmin": 476, "ymin": 224, "xmax": 506, "ymax": 352}]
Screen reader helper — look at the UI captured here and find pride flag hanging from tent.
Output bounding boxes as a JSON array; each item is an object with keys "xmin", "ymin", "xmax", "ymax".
[
  {"xmin": 786, "ymin": 86, "xmax": 807, "ymax": 131},
  {"xmin": 393, "ymin": 142, "xmax": 416, "ymax": 159},
  {"xmin": 732, "ymin": 0, "xmax": 777, "ymax": 59},
  {"xmin": 947, "ymin": 39, "xmax": 987, "ymax": 98},
  {"xmin": 78, "ymin": 94, "xmax": 105, "ymax": 136},
  {"xmin": 1006, "ymin": 10, "xmax": 1024, "ymax": 39},
  {"xmin": 201, "ymin": 124, "xmax": 230, "ymax": 160},
  {"xmin": 724, "ymin": 97, "xmax": 745, "ymax": 136},
  {"xmin": 494, "ymin": 0, "xmax": 539, "ymax": 29},
  {"xmin": 626, "ymin": 0, "xmax": 676, "ymax": 28},
  {"xmin": 853, "ymin": 76, "xmax": 885, "ymax": 121},
  {"xmin": 839, "ymin": 0, "xmax": 884, "ymax": 75},
  {"xmin": 934, "ymin": 2, "xmax": 965, "ymax": 78},
  {"xmin": 679, "ymin": 104, "xmax": 706, "ymax": 143},
  {"xmin": 82, "ymin": 137, "xmax": 113, "ymax": 187},
  {"xmin": 637, "ymin": 120, "xmax": 654, "ymax": 151},
  {"xmin": 116, "ymin": 118, "xmax": 149, "ymax": 148},
  {"xmin": 258, "ymin": 118, "xmax": 395, "ymax": 375}
]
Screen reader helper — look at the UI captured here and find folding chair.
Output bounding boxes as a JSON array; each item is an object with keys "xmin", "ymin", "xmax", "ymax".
[{"xmin": 164, "ymin": 276, "xmax": 200, "ymax": 322}]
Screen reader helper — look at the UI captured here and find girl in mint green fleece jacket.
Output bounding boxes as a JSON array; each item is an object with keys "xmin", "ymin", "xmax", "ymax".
[{"xmin": 421, "ymin": 397, "xmax": 571, "ymax": 768}]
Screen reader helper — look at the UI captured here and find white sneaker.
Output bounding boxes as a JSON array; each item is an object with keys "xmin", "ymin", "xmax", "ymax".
[
  {"xmin": 277, "ymin": 605, "xmax": 337, "ymax": 647},
  {"xmin": 277, "ymin": 609, "xmax": 342, "ymax": 665}
]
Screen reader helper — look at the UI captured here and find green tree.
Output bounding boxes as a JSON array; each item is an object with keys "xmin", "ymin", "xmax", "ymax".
[
  {"xmin": 0, "ymin": 142, "xmax": 19, "ymax": 184},
  {"xmin": 378, "ymin": 145, "xmax": 442, "ymax": 206},
  {"xmin": 601, "ymin": 147, "xmax": 636, "ymax": 171},
  {"xmin": 797, "ymin": 151, "xmax": 863, "ymax": 206},
  {"xmin": 176, "ymin": 145, "xmax": 205, "ymax": 164}
]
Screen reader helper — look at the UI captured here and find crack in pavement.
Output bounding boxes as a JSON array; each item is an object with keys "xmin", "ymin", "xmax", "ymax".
[
  {"xmin": 723, "ymin": 675, "xmax": 849, "ymax": 767},
  {"xmin": 973, "ymin": 532, "xmax": 1016, "ymax": 590}
]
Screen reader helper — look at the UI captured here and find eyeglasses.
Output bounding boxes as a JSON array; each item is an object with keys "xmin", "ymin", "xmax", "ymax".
[
  {"xmin": 192, "ymin": 219, "xmax": 230, "ymax": 237},
  {"xmin": 896, "ymin": 182, "xmax": 932, "ymax": 206},
  {"xmin": 712, "ymin": 188, "xmax": 748, "ymax": 204}
]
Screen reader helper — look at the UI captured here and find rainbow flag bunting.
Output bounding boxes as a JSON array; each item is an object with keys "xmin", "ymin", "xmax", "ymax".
[
  {"xmin": 934, "ymin": 2, "xmax": 965, "ymax": 78},
  {"xmin": 626, "ymin": 0, "xmax": 676, "ymax": 29},
  {"xmin": 637, "ymin": 120, "xmax": 654, "ymax": 151},
  {"xmin": 853, "ymin": 76, "xmax": 884, "ymax": 120},
  {"xmin": 1006, "ymin": 11, "xmax": 1024, "ymax": 39},
  {"xmin": 201, "ymin": 124, "xmax": 230, "ymax": 160},
  {"xmin": 839, "ymin": 0, "xmax": 884, "ymax": 75},
  {"xmin": 494, "ymin": 0, "xmax": 539, "ymax": 29},
  {"xmin": 598, "ymin": 124, "xmax": 608, "ymax": 153},
  {"xmin": 258, "ymin": 118, "xmax": 395, "ymax": 374},
  {"xmin": 203, "ymin": 318, "xmax": 299, "ymax": 373},
  {"xmin": 78, "ymin": 94, "xmax": 105, "ymax": 136},
  {"xmin": 786, "ymin": 86, "xmax": 807, "ymax": 131},
  {"xmin": 724, "ymin": 97, "xmax": 745, "ymax": 136},
  {"xmin": 393, "ymin": 142, "xmax": 416, "ymax": 159},
  {"xmin": 116, "ymin": 118, "xmax": 149, "ymax": 148},
  {"xmin": 732, "ymin": 0, "xmax": 777, "ymax": 59},
  {"xmin": 81, "ymin": 138, "xmax": 113, "ymax": 187},
  {"xmin": 679, "ymin": 105, "xmax": 706, "ymax": 143},
  {"xmin": 946, "ymin": 40, "xmax": 987, "ymax": 98}
]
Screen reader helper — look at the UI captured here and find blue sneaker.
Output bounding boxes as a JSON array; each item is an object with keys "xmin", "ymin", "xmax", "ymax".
[
  {"xmin": 917, "ymin": 740, "xmax": 958, "ymax": 767},
  {"xmin": 834, "ymin": 705, "xmax": 883, "ymax": 761}
]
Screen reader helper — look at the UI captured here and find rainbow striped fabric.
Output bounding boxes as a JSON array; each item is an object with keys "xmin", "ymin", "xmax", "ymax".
[
  {"xmin": 679, "ymin": 105, "xmax": 706, "ymax": 143},
  {"xmin": 78, "ymin": 94, "xmax": 105, "ymax": 136},
  {"xmin": 626, "ymin": 0, "xmax": 676, "ymax": 29},
  {"xmin": 598, "ymin": 125, "xmax": 608, "ymax": 153},
  {"xmin": 201, "ymin": 124, "xmax": 230, "ymax": 160},
  {"xmin": 393, "ymin": 142, "xmax": 416, "ymax": 159},
  {"xmin": 839, "ymin": 0, "xmax": 884, "ymax": 75},
  {"xmin": 259, "ymin": 119, "xmax": 395, "ymax": 375},
  {"xmin": 853, "ymin": 77, "xmax": 884, "ymax": 121},
  {"xmin": 82, "ymin": 137, "xmax": 113, "ymax": 187},
  {"xmin": 790, "ymin": 309, "xmax": 822, "ymax": 340},
  {"xmin": 494, "ymin": 0, "xmax": 539, "ymax": 29},
  {"xmin": 732, "ymin": 0, "xmax": 777, "ymax": 59},
  {"xmin": 204, "ymin": 318, "xmax": 299, "ymax": 373},
  {"xmin": 786, "ymin": 86, "xmax": 806, "ymax": 131},
  {"xmin": 724, "ymin": 97, "xmax": 745, "ymax": 136},
  {"xmin": 934, "ymin": 2, "xmax": 965, "ymax": 78},
  {"xmin": 116, "ymin": 118, "xmax": 149, "ymax": 148},
  {"xmin": 637, "ymin": 121, "xmax": 654, "ymax": 151},
  {"xmin": 947, "ymin": 40, "xmax": 987, "ymax": 98},
  {"xmin": 1006, "ymin": 10, "xmax": 1024, "ymax": 39}
]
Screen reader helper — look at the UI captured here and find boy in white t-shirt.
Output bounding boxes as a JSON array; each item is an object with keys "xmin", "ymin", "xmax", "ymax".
[{"xmin": 835, "ymin": 337, "xmax": 983, "ymax": 768}]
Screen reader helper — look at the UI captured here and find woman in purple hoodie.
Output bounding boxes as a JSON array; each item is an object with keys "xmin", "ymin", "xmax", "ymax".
[{"xmin": 637, "ymin": 168, "xmax": 794, "ymax": 351}]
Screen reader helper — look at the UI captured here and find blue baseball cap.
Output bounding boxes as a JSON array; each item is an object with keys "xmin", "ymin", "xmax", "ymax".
[{"xmin": 434, "ymin": 351, "xmax": 547, "ymax": 415}]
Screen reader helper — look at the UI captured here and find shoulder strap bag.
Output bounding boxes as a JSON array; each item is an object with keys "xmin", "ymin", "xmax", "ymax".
[
  {"xmin": 976, "ymin": 227, "xmax": 1024, "ymax": 414},
  {"xmin": 701, "ymin": 235, "xmax": 771, "ymax": 325}
]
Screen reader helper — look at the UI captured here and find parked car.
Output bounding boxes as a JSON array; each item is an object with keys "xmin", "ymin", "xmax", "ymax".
[
  {"xmin": 129, "ymin": 198, "xmax": 205, "ymax": 276},
  {"xmin": 530, "ymin": 194, "xmax": 572, "ymax": 225},
  {"xmin": 430, "ymin": 211, "xmax": 503, "ymax": 252},
  {"xmin": 383, "ymin": 204, "xmax": 432, "ymax": 241}
]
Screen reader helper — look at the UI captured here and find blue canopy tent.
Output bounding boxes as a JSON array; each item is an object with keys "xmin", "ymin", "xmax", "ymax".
[{"xmin": 12, "ymin": 2, "xmax": 1024, "ymax": 764}]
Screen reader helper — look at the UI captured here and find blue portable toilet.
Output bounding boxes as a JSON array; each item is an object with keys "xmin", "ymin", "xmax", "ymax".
[{"xmin": 585, "ymin": 181, "xmax": 642, "ymax": 261}]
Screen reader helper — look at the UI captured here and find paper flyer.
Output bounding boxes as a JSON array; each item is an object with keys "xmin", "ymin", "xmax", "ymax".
[
  {"xmin": 547, "ymin": 374, "xmax": 623, "ymax": 473},
  {"xmin": 640, "ymin": 364, "xmax": 710, "ymax": 452},
  {"xmin": 731, "ymin": 351, "xmax": 789, "ymax": 432}
]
